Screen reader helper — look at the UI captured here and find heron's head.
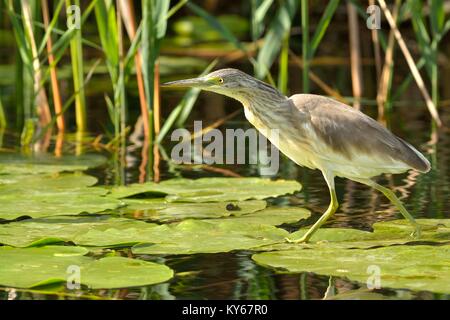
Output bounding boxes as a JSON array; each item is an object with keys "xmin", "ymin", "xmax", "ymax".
[{"xmin": 162, "ymin": 68, "xmax": 285, "ymax": 105}]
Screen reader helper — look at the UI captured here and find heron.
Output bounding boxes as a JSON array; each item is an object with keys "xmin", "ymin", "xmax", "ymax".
[{"xmin": 163, "ymin": 68, "xmax": 430, "ymax": 243}]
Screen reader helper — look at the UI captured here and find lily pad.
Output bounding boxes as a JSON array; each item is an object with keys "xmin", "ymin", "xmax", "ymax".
[
  {"xmin": 131, "ymin": 219, "xmax": 288, "ymax": 255},
  {"xmin": 0, "ymin": 246, "xmax": 173, "ymax": 289},
  {"xmin": 0, "ymin": 214, "xmax": 294, "ymax": 254},
  {"xmin": 0, "ymin": 173, "xmax": 123, "ymax": 220},
  {"xmin": 121, "ymin": 199, "xmax": 267, "ymax": 222},
  {"xmin": 261, "ymin": 219, "xmax": 450, "ymax": 251},
  {"xmin": 0, "ymin": 173, "xmax": 98, "ymax": 192},
  {"xmin": 0, "ymin": 153, "xmax": 107, "ymax": 175},
  {"xmin": 252, "ymin": 245, "xmax": 450, "ymax": 294},
  {"xmin": 207, "ymin": 207, "xmax": 310, "ymax": 226},
  {"xmin": 110, "ymin": 177, "xmax": 302, "ymax": 202},
  {"xmin": 0, "ymin": 216, "xmax": 157, "ymax": 247}
]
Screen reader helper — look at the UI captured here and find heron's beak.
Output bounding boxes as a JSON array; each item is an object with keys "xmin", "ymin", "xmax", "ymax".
[{"xmin": 162, "ymin": 77, "xmax": 211, "ymax": 89}]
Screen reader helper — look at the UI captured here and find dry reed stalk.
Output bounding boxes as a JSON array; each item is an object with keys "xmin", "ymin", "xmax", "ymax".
[
  {"xmin": 118, "ymin": 0, "xmax": 150, "ymax": 138},
  {"xmin": 369, "ymin": 0, "xmax": 382, "ymax": 81},
  {"xmin": 41, "ymin": 0, "xmax": 65, "ymax": 133},
  {"xmin": 347, "ymin": 2, "xmax": 363, "ymax": 109},
  {"xmin": 377, "ymin": 0, "xmax": 400, "ymax": 120},
  {"xmin": 378, "ymin": 0, "xmax": 442, "ymax": 127}
]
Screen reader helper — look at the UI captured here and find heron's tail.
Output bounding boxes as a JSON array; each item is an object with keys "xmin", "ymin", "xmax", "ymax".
[{"xmin": 398, "ymin": 138, "xmax": 431, "ymax": 173}]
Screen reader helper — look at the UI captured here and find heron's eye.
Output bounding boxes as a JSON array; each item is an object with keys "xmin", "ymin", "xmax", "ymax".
[{"xmin": 218, "ymin": 77, "xmax": 224, "ymax": 84}]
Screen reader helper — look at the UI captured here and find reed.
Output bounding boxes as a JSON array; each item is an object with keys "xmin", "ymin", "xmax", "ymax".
[
  {"xmin": 119, "ymin": 0, "xmax": 150, "ymax": 138},
  {"xmin": 141, "ymin": 0, "xmax": 170, "ymax": 143},
  {"xmin": 41, "ymin": 0, "xmax": 64, "ymax": 133},
  {"xmin": 301, "ymin": 0, "xmax": 309, "ymax": 93},
  {"xmin": 66, "ymin": 0, "xmax": 87, "ymax": 132},
  {"xmin": 0, "ymin": 95, "xmax": 6, "ymax": 128},
  {"xmin": 277, "ymin": 33, "xmax": 289, "ymax": 95},
  {"xmin": 347, "ymin": 1, "xmax": 363, "ymax": 109},
  {"xmin": 378, "ymin": 0, "xmax": 442, "ymax": 126},
  {"xmin": 0, "ymin": 0, "xmax": 447, "ymax": 156},
  {"xmin": 255, "ymin": 0, "xmax": 297, "ymax": 80}
]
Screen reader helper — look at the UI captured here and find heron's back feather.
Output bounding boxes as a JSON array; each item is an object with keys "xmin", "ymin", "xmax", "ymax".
[{"xmin": 289, "ymin": 94, "xmax": 430, "ymax": 174}]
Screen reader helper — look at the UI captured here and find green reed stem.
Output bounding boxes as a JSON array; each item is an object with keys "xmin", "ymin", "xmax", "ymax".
[
  {"xmin": 301, "ymin": 0, "xmax": 309, "ymax": 93},
  {"xmin": 0, "ymin": 95, "xmax": 6, "ymax": 128},
  {"xmin": 278, "ymin": 33, "xmax": 289, "ymax": 95},
  {"xmin": 66, "ymin": 0, "xmax": 87, "ymax": 132}
]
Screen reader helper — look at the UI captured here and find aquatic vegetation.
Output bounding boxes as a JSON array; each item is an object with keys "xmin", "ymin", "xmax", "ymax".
[
  {"xmin": 120, "ymin": 198, "xmax": 268, "ymax": 222},
  {"xmin": 0, "ymin": 153, "xmax": 107, "ymax": 174},
  {"xmin": 0, "ymin": 207, "xmax": 310, "ymax": 250},
  {"xmin": 0, "ymin": 173, "xmax": 122, "ymax": 220},
  {"xmin": 0, "ymin": 246, "xmax": 173, "ymax": 289},
  {"xmin": 0, "ymin": 0, "xmax": 449, "ymax": 300},
  {"xmin": 109, "ymin": 177, "xmax": 302, "ymax": 201},
  {"xmin": 252, "ymin": 245, "xmax": 450, "ymax": 294},
  {"xmin": 0, "ymin": 155, "xmax": 447, "ymax": 296}
]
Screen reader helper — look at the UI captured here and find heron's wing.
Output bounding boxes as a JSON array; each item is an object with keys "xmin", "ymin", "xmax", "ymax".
[{"xmin": 289, "ymin": 94, "xmax": 430, "ymax": 173}]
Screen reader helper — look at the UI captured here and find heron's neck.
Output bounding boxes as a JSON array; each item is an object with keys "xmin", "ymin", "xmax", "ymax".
[
  {"xmin": 230, "ymin": 88, "xmax": 289, "ymax": 131},
  {"xmin": 232, "ymin": 88, "xmax": 288, "ymax": 112}
]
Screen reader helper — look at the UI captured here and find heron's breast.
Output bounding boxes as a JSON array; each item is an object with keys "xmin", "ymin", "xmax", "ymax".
[{"xmin": 244, "ymin": 108, "xmax": 319, "ymax": 169}]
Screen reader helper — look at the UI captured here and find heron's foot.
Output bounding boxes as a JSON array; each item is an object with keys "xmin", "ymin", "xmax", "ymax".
[{"xmin": 285, "ymin": 236, "xmax": 309, "ymax": 244}]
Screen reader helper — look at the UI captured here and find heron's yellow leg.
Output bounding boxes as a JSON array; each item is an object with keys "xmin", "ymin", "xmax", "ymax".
[
  {"xmin": 289, "ymin": 172, "xmax": 338, "ymax": 243},
  {"xmin": 353, "ymin": 178, "xmax": 421, "ymax": 238}
]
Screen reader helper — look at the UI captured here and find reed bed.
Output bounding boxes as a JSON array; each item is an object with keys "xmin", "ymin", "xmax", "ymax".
[{"xmin": 0, "ymin": 0, "xmax": 448, "ymax": 180}]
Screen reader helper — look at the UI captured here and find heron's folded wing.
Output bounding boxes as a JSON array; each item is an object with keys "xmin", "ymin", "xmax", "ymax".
[{"xmin": 290, "ymin": 94, "xmax": 430, "ymax": 172}]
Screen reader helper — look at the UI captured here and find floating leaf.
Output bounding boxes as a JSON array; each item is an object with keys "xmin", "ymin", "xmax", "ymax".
[
  {"xmin": 291, "ymin": 219, "xmax": 450, "ymax": 246},
  {"xmin": 252, "ymin": 245, "xmax": 450, "ymax": 294},
  {"xmin": 0, "ymin": 216, "xmax": 156, "ymax": 247},
  {"xmin": 0, "ymin": 173, "xmax": 122, "ymax": 220},
  {"xmin": 131, "ymin": 219, "xmax": 288, "ymax": 255},
  {"xmin": 0, "ymin": 246, "xmax": 173, "ymax": 289},
  {"xmin": 0, "ymin": 211, "xmax": 305, "ymax": 253},
  {"xmin": 110, "ymin": 177, "xmax": 302, "ymax": 202},
  {"xmin": 0, "ymin": 153, "xmax": 107, "ymax": 175},
  {"xmin": 263, "ymin": 219, "xmax": 450, "ymax": 251},
  {"xmin": 0, "ymin": 173, "xmax": 98, "ymax": 192},
  {"xmin": 121, "ymin": 199, "xmax": 267, "ymax": 222},
  {"xmin": 81, "ymin": 207, "xmax": 310, "ymax": 251},
  {"xmin": 207, "ymin": 207, "xmax": 310, "ymax": 226},
  {"xmin": 78, "ymin": 256, "xmax": 173, "ymax": 289}
]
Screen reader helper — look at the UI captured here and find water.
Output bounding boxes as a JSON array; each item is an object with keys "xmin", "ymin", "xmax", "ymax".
[{"xmin": 1, "ymin": 94, "xmax": 448, "ymax": 300}]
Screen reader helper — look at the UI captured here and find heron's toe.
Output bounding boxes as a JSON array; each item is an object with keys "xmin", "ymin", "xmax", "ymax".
[{"xmin": 285, "ymin": 236, "xmax": 309, "ymax": 244}]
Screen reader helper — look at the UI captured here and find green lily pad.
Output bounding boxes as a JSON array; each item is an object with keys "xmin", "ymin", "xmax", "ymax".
[
  {"xmin": 207, "ymin": 207, "xmax": 310, "ymax": 226},
  {"xmin": 0, "ymin": 213, "xmax": 297, "ymax": 254},
  {"xmin": 0, "ymin": 153, "xmax": 106, "ymax": 175},
  {"xmin": 110, "ymin": 177, "xmax": 302, "ymax": 202},
  {"xmin": 0, "ymin": 173, "xmax": 98, "ymax": 192},
  {"xmin": 252, "ymin": 245, "xmax": 450, "ymax": 294},
  {"xmin": 0, "ymin": 216, "xmax": 156, "ymax": 247},
  {"xmin": 260, "ymin": 219, "xmax": 450, "ymax": 251},
  {"xmin": 0, "ymin": 173, "xmax": 123, "ymax": 220},
  {"xmin": 131, "ymin": 219, "xmax": 288, "ymax": 255},
  {"xmin": 0, "ymin": 246, "xmax": 173, "ymax": 289},
  {"xmin": 372, "ymin": 219, "xmax": 450, "ymax": 241},
  {"xmin": 121, "ymin": 199, "xmax": 267, "ymax": 222}
]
